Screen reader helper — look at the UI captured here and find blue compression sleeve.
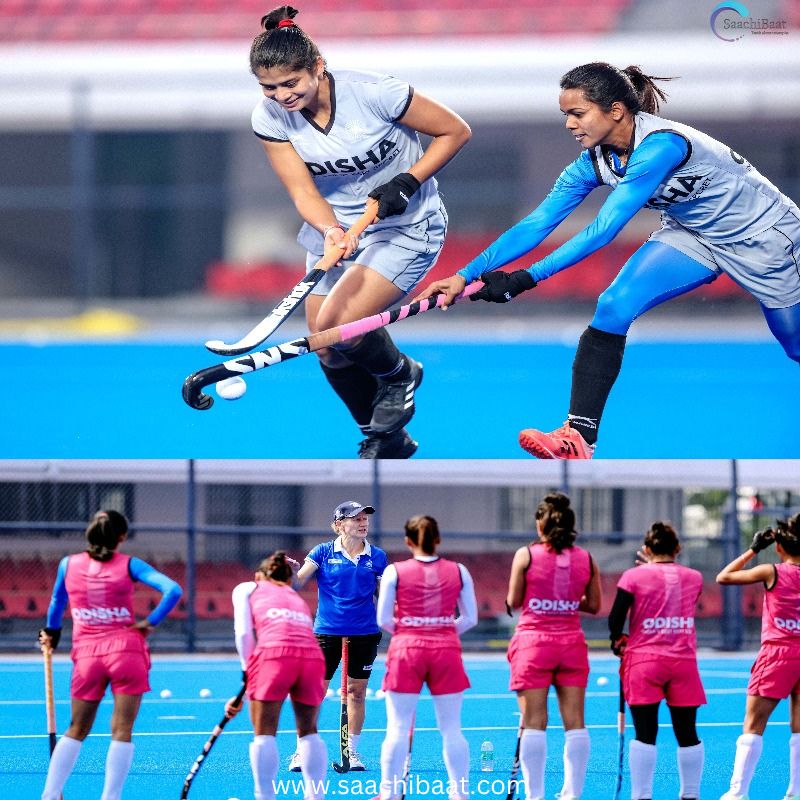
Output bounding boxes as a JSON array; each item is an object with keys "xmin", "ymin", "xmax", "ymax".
[
  {"xmin": 457, "ymin": 151, "xmax": 600, "ymax": 283},
  {"xmin": 45, "ymin": 556, "xmax": 70, "ymax": 629},
  {"xmin": 130, "ymin": 557, "xmax": 183, "ymax": 626},
  {"xmin": 528, "ymin": 132, "xmax": 688, "ymax": 282}
]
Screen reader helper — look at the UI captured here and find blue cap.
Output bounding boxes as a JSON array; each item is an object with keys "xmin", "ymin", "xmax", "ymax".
[{"xmin": 333, "ymin": 501, "xmax": 375, "ymax": 521}]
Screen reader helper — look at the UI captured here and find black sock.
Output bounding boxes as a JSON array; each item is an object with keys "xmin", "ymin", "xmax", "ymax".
[
  {"xmin": 339, "ymin": 329, "xmax": 409, "ymax": 382},
  {"xmin": 568, "ymin": 326, "xmax": 627, "ymax": 445},
  {"xmin": 319, "ymin": 362, "xmax": 378, "ymax": 432}
]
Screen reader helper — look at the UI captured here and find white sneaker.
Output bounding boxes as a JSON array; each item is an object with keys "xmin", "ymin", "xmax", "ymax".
[
  {"xmin": 288, "ymin": 751, "xmax": 302, "ymax": 772},
  {"xmin": 349, "ymin": 750, "xmax": 366, "ymax": 771},
  {"xmin": 719, "ymin": 793, "xmax": 747, "ymax": 800}
]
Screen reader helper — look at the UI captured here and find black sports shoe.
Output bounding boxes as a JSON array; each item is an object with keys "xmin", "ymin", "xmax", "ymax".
[
  {"xmin": 357, "ymin": 429, "xmax": 418, "ymax": 459},
  {"xmin": 369, "ymin": 357, "xmax": 423, "ymax": 434}
]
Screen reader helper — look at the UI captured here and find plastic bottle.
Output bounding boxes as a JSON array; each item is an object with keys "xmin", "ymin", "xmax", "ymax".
[{"xmin": 480, "ymin": 740, "xmax": 494, "ymax": 772}]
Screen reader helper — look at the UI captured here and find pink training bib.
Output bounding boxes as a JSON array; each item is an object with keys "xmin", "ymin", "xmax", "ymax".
[
  {"xmin": 617, "ymin": 562, "xmax": 702, "ymax": 658},
  {"xmin": 761, "ymin": 562, "xmax": 800, "ymax": 646},
  {"xmin": 249, "ymin": 580, "xmax": 319, "ymax": 653}
]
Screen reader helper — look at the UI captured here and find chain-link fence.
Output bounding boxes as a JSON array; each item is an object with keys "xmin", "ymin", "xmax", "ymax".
[{"xmin": 1, "ymin": 460, "xmax": 797, "ymax": 653}]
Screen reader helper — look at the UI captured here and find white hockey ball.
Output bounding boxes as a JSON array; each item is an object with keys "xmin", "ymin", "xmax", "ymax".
[{"xmin": 215, "ymin": 376, "xmax": 247, "ymax": 401}]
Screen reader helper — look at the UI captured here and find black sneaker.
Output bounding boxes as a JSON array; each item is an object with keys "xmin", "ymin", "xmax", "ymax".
[
  {"xmin": 357, "ymin": 429, "xmax": 418, "ymax": 459},
  {"xmin": 370, "ymin": 357, "xmax": 423, "ymax": 434}
]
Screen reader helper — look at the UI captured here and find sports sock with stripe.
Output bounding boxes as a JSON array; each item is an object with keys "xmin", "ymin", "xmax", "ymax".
[
  {"xmin": 677, "ymin": 742, "xmax": 704, "ymax": 799},
  {"xmin": 629, "ymin": 739, "xmax": 657, "ymax": 799},
  {"xmin": 520, "ymin": 729, "xmax": 546, "ymax": 799},
  {"xmin": 561, "ymin": 728, "xmax": 590, "ymax": 798},
  {"xmin": 249, "ymin": 735, "xmax": 279, "ymax": 800},
  {"xmin": 568, "ymin": 326, "xmax": 627, "ymax": 445},
  {"xmin": 339, "ymin": 329, "xmax": 408, "ymax": 382},
  {"xmin": 319, "ymin": 362, "xmax": 378, "ymax": 433},
  {"xmin": 298, "ymin": 733, "xmax": 327, "ymax": 796},
  {"xmin": 728, "ymin": 732, "xmax": 763, "ymax": 798},
  {"xmin": 100, "ymin": 740, "xmax": 134, "ymax": 800},
  {"xmin": 41, "ymin": 735, "xmax": 82, "ymax": 800}
]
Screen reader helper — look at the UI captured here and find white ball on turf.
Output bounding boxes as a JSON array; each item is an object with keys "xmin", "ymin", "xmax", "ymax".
[
  {"xmin": 596, "ymin": 676, "xmax": 609, "ymax": 686},
  {"xmin": 199, "ymin": 688, "xmax": 212, "ymax": 698},
  {"xmin": 160, "ymin": 689, "xmax": 172, "ymax": 699},
  {"xmin": 326, "ymin": 688, "xmax": 335, "ymax": 698},
  {"xmin": 215, "ymin": 376, "xmax": 247, "ymax": 401},
  {"xmin": 375, "ymin": 689, "xmax": 386, "ymax": 699},
  {"xmin": 365, "ymin": 687, "xmax": 374, "ymax": 698}
]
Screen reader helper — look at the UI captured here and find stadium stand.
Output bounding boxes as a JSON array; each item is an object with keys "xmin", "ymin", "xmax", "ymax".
[{"xmin": 0, "ymin": 0, "xmax": 634, "ymax": 42}]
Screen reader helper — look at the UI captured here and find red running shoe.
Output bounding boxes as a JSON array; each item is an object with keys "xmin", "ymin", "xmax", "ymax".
[{"xmin": 519, "ymin": 421, "xmax": 595, "ymax": 460}]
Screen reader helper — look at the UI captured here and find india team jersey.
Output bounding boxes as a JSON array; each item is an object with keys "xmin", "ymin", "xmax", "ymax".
[
  {"xmin": 252, "ymin": 68, "xmax": 441, "ymax": 253},
  {"xmin": 248, "ymin": 580, "xmax": 321, "ymax": 655},
  {"xmin": 617, "ymin": 562, "xmax": 702, "ymax": 658},
  {"xmin": 761, "ymin": 562, "xmax": 800, "ymax": 646},
  {"xmin": 591, "ymin": 111, "xmax": 794, "ymax": 243}
]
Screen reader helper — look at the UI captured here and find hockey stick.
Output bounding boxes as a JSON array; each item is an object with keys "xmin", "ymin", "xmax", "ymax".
[
  {"xmin": 42, "ymin": 643, "xmax": 63, "ymax": 800},
  {"xmin": 204, "ymin": 203, "xmax": 378, "ymax": 356},
  {"xmin": 180, "ymin": 684, "xmax": 246, "ymax": 798},
  {"xmin": 505, "ymin": 720, "xmax": 524, "ymax": 800},
  {"xmin": 613, "ymin": 668, "xmax": 625, "ymax": 800},
  {"xmin": 331, "ymin": 638, "xmax": 350, "ymax": 773},
  {"xmin": 183, "ymin": 281, "xmax": 483, "ymax": 410}
]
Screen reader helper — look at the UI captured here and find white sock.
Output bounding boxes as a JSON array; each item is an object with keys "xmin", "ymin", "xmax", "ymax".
[
  {"xmin": 100, "ymin": 740, "xmax": 134, "ymax": 800},
  {"xmin": 381, "ymin": 691, "xmax": 417, "ymax": 800},
  {"xmin": 789, "ymin": 733, "xmax": 800, "ymax": 796},
  {"xmin": 520, "ymin": 729, "xmax": 546, "ymax": 800},
  {"xmin": 677, "ymin": 742, "xmax": 704, "ymax": 798},
  {"xmin": 349, "ymin": 732, "xmax": 361, "ymax": 753},
  {"xmin": 298, "ymin": 733, "xmax": 327, "ymax": 799},
  {"xmin": 433, "ymin": 693, "xmax": 469, "ymax": 799},
  {"xmin": 41, "ymin": 735, "xmax": 82, "ymax": 800},
  {"xmin": 249, "ymin": 735, "xmax": 279, "ymax": 800},
  {"xmin": 728, "ymin": 733, "xmax": 763, "ymax": 798},
  {"xmin": 561, "ymin": 728, "xmax": 590, "ymax": 798},
  {"xmin": 629, "ymin": 740, "xmax": 657, "ymax": 800}
]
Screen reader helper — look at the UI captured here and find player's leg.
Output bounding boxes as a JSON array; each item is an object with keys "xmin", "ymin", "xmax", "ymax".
[
  {"xmin": 41, "ymin": 697, "xmax": 100, "ymax": 800},
  {"xmin": 553, "ymin": 685, "xmax": 590, "ymax": 800},
  {"xmin": 516, "ymin": 688, "xmax": 549, "ymax": 800},
  {"xmin": 346, "ymin": 633, "xmax": 382, "ymax": 768},
  {"xmin": 100, "ymin": 692, "xmax": 142, "ymax": 800},
  {"xmin": 761, "ymin": 302, "xmax": 800, "ymax": 364},
  {"xmin": 293, "ymin": 698, "xmax": 327, "ymax": 800},
  {"xmin": 628, "ymin": 703, "xmax": 660, "ymax": 800},
  {"xmin": 249, "ymin": 699, "xmax": 284, "ymax": 800},
  {"xmin": 432, "ymin": 692, "xmax": 470, "ymax": 800},
  {"xmin": 380, "ymin": 691, "xmax": 420, "ymax": 800},
  {"xmin": 520, "ymin": 241, "xmax": 717, "ymax": 458},
  {"xmin": 786, "ymin": 692, "xmax": 800, "ymax": 800},
  {"xmin": 721, "ymin": 694, "xmax": 779, "ymax": 799},
  {"xmin": 668, "ymin": 705, "xmax": 703, "ymax": 800}
]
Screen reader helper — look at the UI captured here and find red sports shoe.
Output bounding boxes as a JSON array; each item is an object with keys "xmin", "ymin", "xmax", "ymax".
[{"xmin": 519, "ymin": 421, "xmax": 595, "ymax": 460}]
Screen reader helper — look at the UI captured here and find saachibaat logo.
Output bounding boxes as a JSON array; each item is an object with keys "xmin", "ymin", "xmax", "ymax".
[{"xmin": 710, "ymin": 1, "xmax": 750, "ymax": 41}]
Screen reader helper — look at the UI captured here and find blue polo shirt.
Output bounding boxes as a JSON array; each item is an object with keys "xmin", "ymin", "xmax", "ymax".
[{"xmin": 306, "ymin": 537, "xmax": 388, "ymax": 636}]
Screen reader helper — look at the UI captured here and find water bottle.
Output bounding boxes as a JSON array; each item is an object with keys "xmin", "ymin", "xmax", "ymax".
[{"xmin": 480, "ymin": 739, "xmax": 494, "ymax": 772}]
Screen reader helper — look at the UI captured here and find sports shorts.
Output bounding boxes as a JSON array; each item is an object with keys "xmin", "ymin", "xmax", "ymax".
[
  {"xmin": 71, "ymin": 630, "xmax": 151, "ymax": 701},
  {"xmin": 247, "ymin": 650, "xmax": 326, "ymax": 706},
  {"xmin": 649, "ymin": 209, "xmax": 800, "ymax": 308},
  {"xmin": 508, "ymin": 633, "xmax": 589, "ymax": 691},
  {"xmin": 622, "ymin": 652, "xmax": 706, "ymax": 707},
  {"xmin": 308, "ymin": 205, "xmax": 448, "ymax": 296},
  {"xmin": 748, "ymin": 642, "xmax": 800, "ymax": 699},
  {"xmin": 382, "ymin": 637, "xmax": 470, "ymax": 695},
  {"xmin": 316, "ymin": 632, "xmax": 382, "ymax": 681}
]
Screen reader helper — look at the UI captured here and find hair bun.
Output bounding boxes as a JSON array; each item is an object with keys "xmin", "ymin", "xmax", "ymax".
[
  {"xmin": 544, "ymin": 492, "xmax": 570, "ymax": 511},
  {"xmin": 261, "ymin": 5, "xmax": 299, "ymax": 31}
]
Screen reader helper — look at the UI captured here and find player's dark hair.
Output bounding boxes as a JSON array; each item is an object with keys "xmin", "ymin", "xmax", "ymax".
[
  {"xmin": 644, "ymin": 521, "xmax": 680, "ymax": 555},
  {"xmin": 258, "ymin": 550, "xmax": 294, "ymax": 583},
  {"xmin": 250, "ymin": 6, "xmax": 323, "ymax": 75},
  {"xmin": 560, "ymin": 62, "xmax": 673, "ymax": 114},
  {"xmin": 85, "ymin": 510, "xmax": 128, "ymax": 562},
  {"xmin": 404, "ymin": 515, "xmax": 440, "ymax": 556},
  {"xmin": 535, "ymin": 492, "xmax": 576, "ymax": 553},
  {"xmin": 775, "ymin": 513, "xmax": 800, "ymax": 556}
]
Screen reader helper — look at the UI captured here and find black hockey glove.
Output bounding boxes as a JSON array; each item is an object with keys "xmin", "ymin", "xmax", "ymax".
[
  {"xmin": 38, "ymin": 627, "xmax": 61, "ymax": 650},
  {"xmin": 750, "ymin": 527, "xmax": 775, "ymax": 553},
  {"xmin": 368, "ymin": 173, "xmax": 421, "ymax": 218},
  {"xmin": 470, "ymin": 269, "xmax": 537, "ymax": 303}
]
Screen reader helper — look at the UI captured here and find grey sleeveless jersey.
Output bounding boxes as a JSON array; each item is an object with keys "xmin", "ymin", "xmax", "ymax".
[
  {"xmin": 590, "ymin": 111, "xmax": 796, "ymax": 243},
  {"xmin": 252, "ymin": 68, "xmax": 442, "ymax": 253}
]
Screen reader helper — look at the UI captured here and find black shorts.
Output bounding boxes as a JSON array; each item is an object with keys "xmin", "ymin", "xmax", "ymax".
[{"xmin": 316, "ymin": 633, "xmax": 382, "ymax": 681}]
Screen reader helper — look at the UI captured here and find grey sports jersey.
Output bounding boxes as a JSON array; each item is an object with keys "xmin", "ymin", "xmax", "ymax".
[
  {"xmin": 252, "ymin": 68, "xmax": 441, "ymax": 253},
  {"xmin": 590, "ymin": 111, "xmax": 795, "ymax": 243}
]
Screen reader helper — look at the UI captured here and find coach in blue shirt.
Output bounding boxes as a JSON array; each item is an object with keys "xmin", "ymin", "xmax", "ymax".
[{"xmin": 291, "ymin": 500, "xmax": 388, "ymax": 772}]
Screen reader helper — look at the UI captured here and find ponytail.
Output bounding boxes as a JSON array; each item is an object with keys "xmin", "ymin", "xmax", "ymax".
[
  {"xmin": 257, "ymin": 550, "xmax": 294, "ymax": 583},
  {"xmin": 560, "ymin": 62, "xmax": 673, "ymax": 114},
  {"xmin": 85, "ymin": 510, "xmax": 128, "ymax": 562},
  {"xmin": 404, "ymin": 515, "xmax": 440, "ymax": 556},
  {"xmin": 535, "ymin": 492, "xmax": 576, "ymax": 554},
  {"xmin": 250, "ymin": 6, "xmax": 324, "ymax": 75},
  {"xmin": 644, "ymin": 521, "xmax": 680, "ymax": 556}
]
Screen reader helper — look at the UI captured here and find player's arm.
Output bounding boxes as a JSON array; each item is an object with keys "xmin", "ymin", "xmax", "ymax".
[
  {"xmin": 260, "ymin": 139, "xmax": 358, "ymax": 258},
  {"xmin": 416, "ymin": 152, "xmax": 599, "ymax": 306},
  {"xmin": 39, "ymin": 556, "xmax": 69, "ymax": 649},
  {"xmin": 129, "ymin": 558, "xmax": 183, "ymax": 628},
  {"xmin": 528, "ymin": 132, "xmax": 688, "ymax": 282},
  {"xmin": 454, "ymin": 564, "xmax": 479, "ymax": 635},
  {"xmin": 506, "ymin": 546, "xmax": 531, "ymax": 611},
  {"xmin": 375, "ymin": 563, "xmax": 397, "ymax": 633},
  {"xmin": 293, "ymin": 558, "xmax": 319, "ymax": 591},
  {"xmin": 579, "ymin": 556, "xmax": 602, "ymax": 614},
  {"xmin": 717, "ymin": 528, "xmax": 778, "ymax": 586},
  {"xmin": 231, "ymin": 581, "xmax": 257, "ymax": 667},
  {"xmin": 608, "ymin": 587, "xmax": 634, "ymax": 655}
]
